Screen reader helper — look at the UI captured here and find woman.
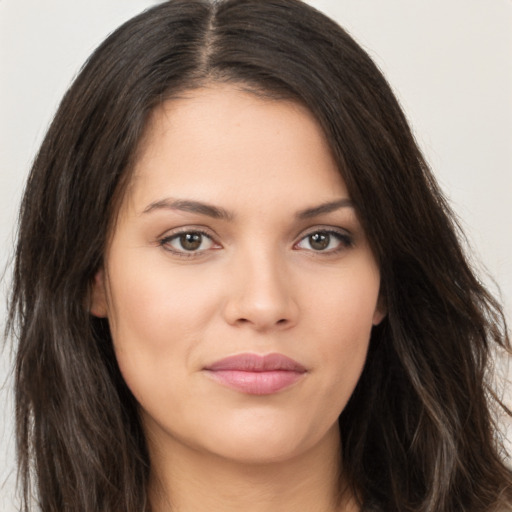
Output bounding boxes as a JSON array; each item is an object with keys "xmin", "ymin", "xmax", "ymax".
[{"xmin": 7, "ymin": 0, "xmax": 512, "ymax": 511}]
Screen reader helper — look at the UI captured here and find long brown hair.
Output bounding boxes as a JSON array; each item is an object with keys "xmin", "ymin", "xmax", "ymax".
[{"xmin": 7, "ymin": 1, "xmax": 512, "ymax": 511}]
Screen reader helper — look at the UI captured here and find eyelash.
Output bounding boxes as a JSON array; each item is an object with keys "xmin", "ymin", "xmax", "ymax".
[
  {"xmin": 159, "ymin": 228, "xmax": 219, "ymax": 258},
  {"xmin": 293, "ymin": 229, "xmax": 354, "ymax": 255},
  {"xmin": 158, "ymin": 227, "xmax": 353, "ymax": 258}
]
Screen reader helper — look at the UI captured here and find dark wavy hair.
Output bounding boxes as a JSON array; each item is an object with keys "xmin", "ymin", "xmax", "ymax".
[{"xmin": 7, "ymin": 0, "xmax": 512, "ymax": 511}]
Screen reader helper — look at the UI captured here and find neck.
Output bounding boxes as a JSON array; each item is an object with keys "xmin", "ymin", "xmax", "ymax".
[{"xmin": 147, "ymin": 425, "xmax": 358, "ymax": 512}]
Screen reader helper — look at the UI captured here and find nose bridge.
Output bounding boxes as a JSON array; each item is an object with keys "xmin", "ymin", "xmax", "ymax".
[{"xmin": 223, "ymin": 241, "xmax": 297, "ymax": 330}]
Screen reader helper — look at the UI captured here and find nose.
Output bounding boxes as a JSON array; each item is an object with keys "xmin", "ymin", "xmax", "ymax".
[{"xmin": 222, "ymin": 248, "xmax": 299, "ymax": 332}]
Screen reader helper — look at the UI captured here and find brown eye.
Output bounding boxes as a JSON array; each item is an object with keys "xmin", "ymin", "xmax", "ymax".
[
  {"xmin": 295, "ymin": 230, "xmax": 353, "ymax": 253},
  {"xmin": 161, "ymin": 231, "xmax": 216, "ymax": 254},
  {"xmin": 179, "ymin": 233, "xmax": 203, "ymax": 251},
  {"xmin": 308, "ymin": 232, "xmax": 330, "ymax": 250}
]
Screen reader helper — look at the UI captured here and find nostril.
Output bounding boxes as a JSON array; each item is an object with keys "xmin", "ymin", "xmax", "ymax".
[{"xmin": 235, "ymin": 317, "xmax": 288, "ymax": 326}]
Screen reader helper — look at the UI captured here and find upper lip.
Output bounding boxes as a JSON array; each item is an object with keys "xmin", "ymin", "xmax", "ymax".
[{"xmin": 204, "ymin": 353, "xmax": 307, "ymax": 373}]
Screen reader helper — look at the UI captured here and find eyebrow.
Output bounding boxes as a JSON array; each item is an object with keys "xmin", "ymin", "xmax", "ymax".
[
  {"xmin": 142, "ymin": 198, "xmax": 233, "ymax": 221},
  {"xmin": 296, "ymin": 198, "xmax": 354, "ymax": 219},
  {"xmin": 142, "ymin": 197, "xmax": 354, "ymax": 221}
]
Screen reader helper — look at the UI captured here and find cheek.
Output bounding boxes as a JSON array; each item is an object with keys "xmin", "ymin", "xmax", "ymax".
[
  {"xmin": 308, "ymin": 262, "xmax": 380, "ymax": 392},
  {"xmin": 107, "ymin": 254, "xmax": 220, "ymax": 342},
  {"xmin": 104, "ymin": 255, "xmax": 222, "ymax": 403}
]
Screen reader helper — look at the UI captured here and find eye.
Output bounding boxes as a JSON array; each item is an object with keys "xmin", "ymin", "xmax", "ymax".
[
  {"xmin": 295, "ymin": 230, "xmax": 352, "ymax": 253},
  {"xmin": 160, "ymin": 230, "xmax": 218, "ymax": 255}
]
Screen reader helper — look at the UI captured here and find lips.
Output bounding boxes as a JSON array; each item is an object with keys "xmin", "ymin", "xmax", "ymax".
[{"xmin": 203, "ymin": 353, "xmax": 307, "ymax": 395}]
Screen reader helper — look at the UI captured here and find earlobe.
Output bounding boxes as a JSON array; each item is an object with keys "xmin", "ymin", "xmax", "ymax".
[
  {"xmin": 372, "ymin": 296, "xmax": 387, "ymax": 326},
  {"xmin": 90, "ymin": 268, "xmax": 108, "ymax": 318},
  {"xmin": 372, "ymin": 309, "xmax": 386, "ymax": 326}
]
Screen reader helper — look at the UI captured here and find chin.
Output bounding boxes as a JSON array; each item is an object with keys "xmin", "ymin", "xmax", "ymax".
[{"xmin": 197, "ymin": 415, "xmax": 340, "ymax": 466}]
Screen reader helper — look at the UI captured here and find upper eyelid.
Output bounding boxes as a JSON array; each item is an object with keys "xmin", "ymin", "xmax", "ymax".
[
  {"xmin": 296, "ymin": 225, "xmax": 352, "ymax": 239},
  {"xmin": 158, "ymin": 225, "xmax": 219, "ymax": 241}
]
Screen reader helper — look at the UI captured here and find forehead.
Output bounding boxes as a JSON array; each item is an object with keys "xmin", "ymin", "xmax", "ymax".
[{"xmin": 124, "ymin": 84, "xmax": 347, "ymax": 214}]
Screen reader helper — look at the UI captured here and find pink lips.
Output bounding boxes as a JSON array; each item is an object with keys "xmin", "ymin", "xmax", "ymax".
[{"xmin": 203, "ymin": 353, "xmax": 307, "ymax": 395}]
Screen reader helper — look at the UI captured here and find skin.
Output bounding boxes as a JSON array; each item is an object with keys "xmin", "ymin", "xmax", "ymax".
[{"xmin": 92, "ymin": 84, "xmax": 384, "ymax": 512}]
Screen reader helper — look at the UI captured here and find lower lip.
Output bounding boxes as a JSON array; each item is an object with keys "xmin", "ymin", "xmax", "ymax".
[{"xmin": 205, "ymin": 370, "xmax": 305, "ymax": 395}]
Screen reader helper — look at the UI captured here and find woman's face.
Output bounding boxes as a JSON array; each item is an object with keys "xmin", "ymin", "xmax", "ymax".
[{"xmin": 92, "ymin": 84, "xmax": 384, "ymax": 464}]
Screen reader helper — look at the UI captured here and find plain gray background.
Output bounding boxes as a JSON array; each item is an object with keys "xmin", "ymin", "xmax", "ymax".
[{"xmin": 1, "ymin": 1, "xmax": 511, "ymax": 510}]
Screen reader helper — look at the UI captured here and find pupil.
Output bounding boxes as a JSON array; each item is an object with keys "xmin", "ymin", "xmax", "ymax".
[
  {"xmin": 310, "ymin": 232, "xmax": 330, "ymax": 250},
  {"xmin": 180, "ymin": 233, "xmax": 202, "ymax": 251}
]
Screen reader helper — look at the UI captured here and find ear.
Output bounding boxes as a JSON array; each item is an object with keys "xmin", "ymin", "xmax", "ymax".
[
  {"xmin": 90, "ymin": 268, "xmax": 108, "ymax": 318},
  {"xmin": 372, "ymin": 295, "xmax": 387, "ymax": 326}
]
